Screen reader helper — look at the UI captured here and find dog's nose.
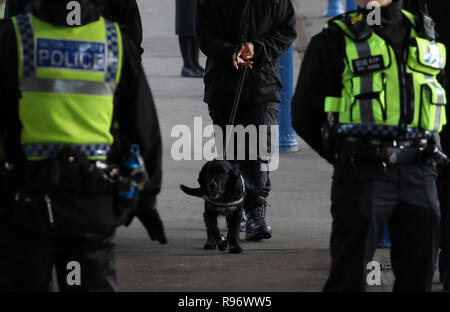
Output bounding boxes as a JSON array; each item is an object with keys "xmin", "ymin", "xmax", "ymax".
[{"xmin": 209, "ymin": 181, "xmax": 218, "ymax": 190}]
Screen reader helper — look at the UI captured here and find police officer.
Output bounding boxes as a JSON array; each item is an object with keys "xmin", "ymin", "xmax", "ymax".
[
  {"xmin": 292, "ymin": 0, "xmax": 446, "ymax": 291},
  {"xmin": 2, "ymin": 0, "xmax": 169, "ymax": 247},
  {"xmin": 0, "ymin": 0, "xmax": 163, "ymax": 291},
  {"xmin": 4, "ymin": 0, "xmax": 143, "ymax": 55},
  {"xmin": 196, "ymin": 0, "xmax": 296, "ymax": 241}
]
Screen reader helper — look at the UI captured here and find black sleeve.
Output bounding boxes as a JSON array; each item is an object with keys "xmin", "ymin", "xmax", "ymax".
[
  {"xmin": 115, "ymin": 31, "xmax": 163, "ymax": 203},
  {"xmin": 402, "ymin": 0, "xmax": 421, "ymax": 13},
  {"xmin": 291, "ymin": 27, "xmax": 345, "ymax": 160},
  {"xmin": 111, "ymin": 0, "xmax": 144, "ymax": 56},
  {"xmin": 4, "ymin": 0, "xmax": 32, "ymax": 17},
  {"xmin": 196, "ymin": 0, "xmax": 240, "ymax": 62},
  {"xmin": 0, "ymin": 20, "xmax": 10, "ymax": 137},
  {"xmin": 252, "ymin": 0, "xmax": 297, "ymax": 65},
  {"xmin": 0, "ymin": 20, "xmax": 20, "ymax": 149}
]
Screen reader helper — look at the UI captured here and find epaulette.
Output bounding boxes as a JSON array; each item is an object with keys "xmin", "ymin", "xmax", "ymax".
[{"xmin": 326, "ymin": 10, "xmax": 373, "ymax": 42}]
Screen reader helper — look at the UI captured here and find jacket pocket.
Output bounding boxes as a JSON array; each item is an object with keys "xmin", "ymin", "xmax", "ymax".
[
  {"xmin": 407, "ymin": 37, "xmax": 446, "ymax": 75},
  {"xmin": 256, "ymin": 68, "xmax": 282, "ymax": 90},
  {"xmin": 349, "ymin": 71, "xmax": 387, "ymax": 123},
  {"xmin": 420, "ymin": 81, "xmax": 447, "ymax": 132}
]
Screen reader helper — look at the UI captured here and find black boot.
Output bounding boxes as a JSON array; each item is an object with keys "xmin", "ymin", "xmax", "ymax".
[
  {"xmin": 245, "ymin": 204, "xmax": 272, "ymax": 241},
  {"xmin": 181, "ymin": 66, "xmax": 203, "ymax": 78},
  {"xmin": 439, "ymin": 249, "xmax": 450, "ymax": 291},
  {"xmin": 240, "ymin": 210, "xmax": 246, "ymax": 232}
]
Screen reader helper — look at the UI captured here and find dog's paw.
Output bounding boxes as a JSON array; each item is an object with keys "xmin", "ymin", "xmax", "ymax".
[
  {"xmin": 217, "ymin": 235, "xmax": 228, "ymax": 251},
  {"xmin": 229, "ymin": 245, "xmax": 243, "ymax": 254},
  {"xmin": 204, "ymin": 241, "xmax": 217, "ymax": 250},
  {"xmin": 217, "ymin": 240, "xmax": 228, "ymax": 251}
]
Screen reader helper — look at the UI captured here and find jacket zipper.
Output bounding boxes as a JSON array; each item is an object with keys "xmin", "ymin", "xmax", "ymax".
[{"xmin": 395, "ymin": 50, "xmax": 410, "ymax": 138}]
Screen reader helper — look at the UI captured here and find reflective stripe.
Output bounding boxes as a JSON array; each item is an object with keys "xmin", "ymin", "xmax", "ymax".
[
  {"xmin": 22, "ymin": 143, "xmax": 111, "ymax": 159},
  {"xmin": 355, "ymin": 40, "xmax": 375, "ymax": 124},
  {"xmin": 425, "ymin": 76, "xmax": 445, "ymax": 131},
  {"xmin": 336, "ymin": 124, "xmax": 428, "ymax": 139},
  {"xmin": 16, "ymin": 14, "xmax": 35, "ymax": 78},
  {"xmin": 105, "ymin": 20, "xmax": 119, "ymax": 84},
  {"xmin": 20, "ymin": 77, "xmax": 116, "ymax": 96},
  {"xmin": 16, "ymin": 14, "xmax": 119, "ymax": 93}
]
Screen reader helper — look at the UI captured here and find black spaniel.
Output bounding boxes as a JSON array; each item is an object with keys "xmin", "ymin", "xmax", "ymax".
[{"xmin": 180, "ymin": 160, "xmax": 245, "ymax": 253}]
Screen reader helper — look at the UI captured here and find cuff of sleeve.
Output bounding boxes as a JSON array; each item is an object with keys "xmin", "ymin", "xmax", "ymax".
[
  {"xmin": 223, "ymin": 43, "xmax": 241, "ymax": 60},
  {"xmin": 252, "ymin": 39, "xmax": 267, "ymax": 64}
]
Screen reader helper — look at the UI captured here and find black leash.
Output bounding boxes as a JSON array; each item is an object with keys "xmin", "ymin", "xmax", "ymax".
[{"xmin": 224, "ymin": 65, "xmax": 247, "ymax": 159}]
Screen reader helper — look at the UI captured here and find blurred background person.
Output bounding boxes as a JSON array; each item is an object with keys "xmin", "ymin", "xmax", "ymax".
[{"xmin": 176, "ymin": 0, "xmax": 204, "ymax": 78}]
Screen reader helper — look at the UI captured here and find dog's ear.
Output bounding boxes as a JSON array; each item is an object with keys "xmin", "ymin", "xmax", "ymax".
[
  {"xmin": 225, "ymin": 169, "xmax": 244, "ymax": 199},
  {"xmin": 198, "ymin": 163, "xmax": 209, "ymax": 194},
  {"xmin": 180, "ymin": 185, "xmax": 203, "ymax": 197}
]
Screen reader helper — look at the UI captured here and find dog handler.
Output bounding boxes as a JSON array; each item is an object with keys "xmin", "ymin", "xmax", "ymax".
[
  {"xmin": 0, "ymin": 0, "xmax": 163, "ymax": 291},
  {"xmin": 292, "ymin": 0, "xmax": 446, "ymax": 291},
  {"xmin": 196, "ymin": 0, "xmax": 296, "ymax": 241}
]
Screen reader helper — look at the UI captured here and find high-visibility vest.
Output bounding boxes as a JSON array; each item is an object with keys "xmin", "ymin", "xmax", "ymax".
[
  {"xmin": 12, "ymin": 13, "xmax": 123, "ymax": 160},
  {"xmin": 324, "ymin": 10, "xmax": 447, "ymax": 139}
]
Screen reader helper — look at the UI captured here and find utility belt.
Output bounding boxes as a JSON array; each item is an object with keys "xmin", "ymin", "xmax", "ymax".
[
  {"xmin": 8, "ymin": 146, "xmax": 148, "ymax": 232},
  {"xmin": 336, "ymin": 136, "xmax": 449, "ymax": 166},
  {"xmin": 13, "ymin": 146, "xmax": 148, "ymax": 206}
]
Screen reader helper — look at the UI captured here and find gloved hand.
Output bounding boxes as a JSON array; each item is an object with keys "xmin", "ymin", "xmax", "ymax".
[
  {"xmin": 124, "ymin": 195, "xmax": 167, "ymax": 244},
  {"xmin": 137, "ymin": 206, "xmax": 168, "ymax": 244}
]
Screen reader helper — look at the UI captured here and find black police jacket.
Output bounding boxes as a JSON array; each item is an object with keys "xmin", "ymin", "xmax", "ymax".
[
  {"xmin": 4, "ymin": 0, "xmax": 144, "ymax": 55},
  {"xmin": 0, "ymin": 0, "xmax": 162, "ymax": 205},
  {"xmin": 291, "ymin": 3, "xmax": 445, "ymax": 162},
  {"xmin": 196, "ymin": 0, "xmax": 297, "ymax": 107}
]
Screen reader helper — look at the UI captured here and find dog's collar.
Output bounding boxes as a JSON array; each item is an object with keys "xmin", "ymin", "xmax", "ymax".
[{"xmin": 203, "ymin": 195, "xmax": 244, "ymax": 208}]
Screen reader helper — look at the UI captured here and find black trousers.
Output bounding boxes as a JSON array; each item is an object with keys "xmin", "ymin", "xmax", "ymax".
[
  {"xmin": 0, "ymin": 198, "xmax": 9, "ymax": 291},
  {"xmin": 437, "ymin": 165, "xmax": 450, "ymax": 284},
  {"xmin": 208, "ymin": 101, "xmax": 278, "ymax": 212},
  {"xmin": 324, "ymin": 161, "xmax": 441, "ymax": 292},
  {"xmin": 9, "ymin": 191, "xmax": 118, "ymax": 292}
]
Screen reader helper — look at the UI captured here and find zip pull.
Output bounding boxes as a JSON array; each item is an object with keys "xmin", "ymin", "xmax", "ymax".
[
  {"xmin": 44, "ymin": 194, "xmax": 55, "ymax": 228},
  {"xmin": 381, "ymin": 73, "xmax": 388, "ymax": 121}
]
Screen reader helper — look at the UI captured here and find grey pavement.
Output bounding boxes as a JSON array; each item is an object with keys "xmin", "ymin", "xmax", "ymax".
[{"xmin": 114, "ymin": 0, "xmax": 443, "ymax": 292}]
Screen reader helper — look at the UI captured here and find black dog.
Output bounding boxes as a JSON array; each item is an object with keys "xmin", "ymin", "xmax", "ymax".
[{"xmin": 180, "ymin": 160, "xmax": 245, "ymax": 254}]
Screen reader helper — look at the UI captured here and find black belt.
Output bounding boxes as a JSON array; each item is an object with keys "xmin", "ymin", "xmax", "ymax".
[{"xmin": 337, "ymin": 137, "xmax": 427, "ymax": 165}]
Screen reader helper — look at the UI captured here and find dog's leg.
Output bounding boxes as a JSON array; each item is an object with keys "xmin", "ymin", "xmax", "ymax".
[
  {"xmin": 203, "ymin": 209, "xmax": 222, "ymax": 250},
  {"xmin": 226, "ymin": 209, "xmax": 243, "ymax": 254}
]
